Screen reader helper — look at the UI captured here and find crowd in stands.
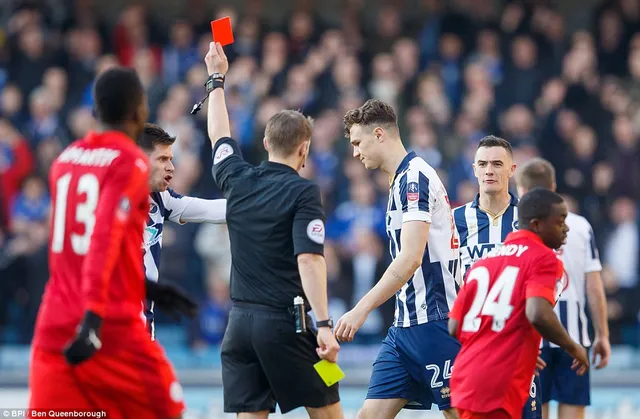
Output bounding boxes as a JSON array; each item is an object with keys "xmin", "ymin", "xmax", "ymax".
[{"xmin": 0, "ymin": 0, "xmax": 638, "ymax": 348}]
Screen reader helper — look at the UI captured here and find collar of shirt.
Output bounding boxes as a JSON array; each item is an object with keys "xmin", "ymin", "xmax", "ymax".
[
  {"xmin": 260, "ymin": 160, "xmax": 299, "ymax": 175},
  {"xmin": 389, "ymin": 151, "xmax": 416, "ymax": 187},
  {"xmin": 472, "ymin": 192, "xmax": 518, "ymax": 224},
  {"xmin": 505, "ymin": 229, "xmax": 543, "ymax": 245},
  {"xmin": 85, "ymin": 130, "xmax": 134, "ymax": 145}
]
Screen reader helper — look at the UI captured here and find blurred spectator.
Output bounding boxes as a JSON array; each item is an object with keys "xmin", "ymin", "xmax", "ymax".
[
  {"xmin": 0, "ymin": 118, "xmax": 34, "ymax": 229},
  {"xmin": 162, "ymin": 20, "xmax": 199, "ymax": 85}
]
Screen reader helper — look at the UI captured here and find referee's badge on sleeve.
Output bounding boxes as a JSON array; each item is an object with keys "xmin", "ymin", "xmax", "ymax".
[
  {"xmin": 214, "ymin": 143, "xmax": 234, "ymax": 164},
  {"xmin": 307, "ymin": 219, "xmax": 325, "ymax": 244}
]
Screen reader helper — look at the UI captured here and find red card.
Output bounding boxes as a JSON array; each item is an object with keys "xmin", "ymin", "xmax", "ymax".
[{"xmin": 211, "ymin": 17, "xmax": 234, "ymax": 46}]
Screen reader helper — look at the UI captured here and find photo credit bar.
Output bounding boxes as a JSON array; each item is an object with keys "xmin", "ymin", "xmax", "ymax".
[{"xmin": 0, "ymin": 410, "xmax": 108, "ymax": 418}]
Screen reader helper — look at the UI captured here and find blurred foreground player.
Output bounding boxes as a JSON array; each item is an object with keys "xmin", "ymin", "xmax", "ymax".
[
  {"xmin": 449, "ymin": 188, "xmax": 590, "ymax": 419},
  {"xmin": 516, "ymin": 158, "xmax": 610, "ymax": 419},
  {"xmin": 29, "ymin": 68, "xmax": 185, "ymax": 419}
]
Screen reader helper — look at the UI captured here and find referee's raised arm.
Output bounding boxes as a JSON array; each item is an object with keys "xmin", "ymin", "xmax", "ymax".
[
  {"xmin": 204, "ymin": 42, "xmax": 230, "ymax": 148},
  {"xmin": 200, "ymin": 42, "xmax": 344, "ymax": 418}
]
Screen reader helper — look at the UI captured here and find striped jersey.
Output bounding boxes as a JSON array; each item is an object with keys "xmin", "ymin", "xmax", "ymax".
[
  {"xmin": 453, "ymin": 193, "xmax": 519, "ymax": 278},
  {"xmin": 143, "ymin": 188, "xmax": 226, "ymax": 339},
  {"xmin": 144, "ymin": 188, "xmax": 190, "ymax": 282},
  {"xmin": 386, "ymin": 152, "xmax": 460, "ymax": 328},
  {"xmin": 542, "ymin": 212, "xmax": 602, "ymax": 348}
]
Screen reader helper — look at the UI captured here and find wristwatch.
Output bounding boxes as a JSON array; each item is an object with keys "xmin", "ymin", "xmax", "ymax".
[
  {"xmin": 205, "ymin": 72, "xmax": 225, "ymax": 93},
  {"xmin": 316, "ymin": 318, "xmax": 333, "ymax": 329}
]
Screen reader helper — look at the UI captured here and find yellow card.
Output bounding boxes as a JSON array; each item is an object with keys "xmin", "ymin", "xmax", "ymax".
[{"xmin": 313, "ymin": 360, "xmax": 345, "ymax": 387}]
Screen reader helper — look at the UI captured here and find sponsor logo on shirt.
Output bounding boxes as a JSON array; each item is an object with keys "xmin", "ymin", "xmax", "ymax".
[
  {"xmin": 306, "ymin": 219, "xmax": 325, "ymax": 244},
  {"xmin": 214, "ymin": 144, "xmax": 234, "ymax": 165}
]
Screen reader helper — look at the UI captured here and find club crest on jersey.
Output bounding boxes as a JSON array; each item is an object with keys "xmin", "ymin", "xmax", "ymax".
[
  {"xmin": 407, "ymin": 182, "xmax": 419, "ymax": 202},
  {"xmin": 512, "ymin": 219, "xmax": 519, "ymax": 230},
  {"xmin": 116, "ymin": 197, "xmax": 131, "ymax": 221},
  {"xmin": 149, "ymin": 203, "xmax": 158, "ymax": 214}
]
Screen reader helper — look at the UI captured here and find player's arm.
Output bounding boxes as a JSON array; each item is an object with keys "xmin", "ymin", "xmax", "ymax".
[
  {"xmin": 335, "ymin": 222, "xmax": 430, "ymax": 342},
  {"xmin": 163, "ymin": 189, "xmax": 226, "ymax": 224},
  {"xmin": 292, "ymin": 184, "xmax": 340, "ymax": 362},
  {"xmin": 525, "ymin": 257, "xmax": 589, "ymax": 375},
  {"xmin": 583, "ymin": 224, "xmax": 610, "ymax": 369},
  {"xmin": 64, "ymin": 155, "xmax": 148, "ymax": 365}
]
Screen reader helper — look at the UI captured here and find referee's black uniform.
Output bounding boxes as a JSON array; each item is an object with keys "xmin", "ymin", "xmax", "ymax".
[{"xmin": 211, "ymin": 137, "xmax": 339, "ymax": 414}]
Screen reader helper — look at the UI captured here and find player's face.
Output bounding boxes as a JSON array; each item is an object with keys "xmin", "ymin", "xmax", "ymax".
[
  {"xmin": 148, "ymin": 143, "xmax": 174, "ymax": 192},
  {"xmin": 473, "ymin": 147, "xmax": 516, "ymax": 196},
  {"xmin": 537, "ymin": 202, "xmax": 569, "ymax": 249},
  {"xmin": 349, "ymin": 124, "xmax": 382, "ymax": 170}
]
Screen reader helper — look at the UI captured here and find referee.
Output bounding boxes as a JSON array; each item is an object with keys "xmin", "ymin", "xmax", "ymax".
[{"xmin": 203, "ymin": 42, "xmax": 343, "ymax": 418}]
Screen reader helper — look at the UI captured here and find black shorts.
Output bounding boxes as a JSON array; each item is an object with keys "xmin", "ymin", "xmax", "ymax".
[{"xmin": 221, "ymin": 302, "xmax": 340, "ymax": 414}]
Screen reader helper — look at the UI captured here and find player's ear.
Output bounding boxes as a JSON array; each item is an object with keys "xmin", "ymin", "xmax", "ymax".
[
  {"xmin": 509, "ymin": 163, "xmax": 517, "ymax": 177},
  {"xmin": 263, "ymin": 137, "xmax": 269, "ymax": 152},
  {"xmin": 373, "ymin": 127, "xmax": 384, "ymax": 142}
]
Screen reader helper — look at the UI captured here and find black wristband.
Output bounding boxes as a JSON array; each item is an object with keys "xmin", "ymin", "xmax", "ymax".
[{"xmin": 205, "ymin": 73, "xmax": 225, "ymax": 93}]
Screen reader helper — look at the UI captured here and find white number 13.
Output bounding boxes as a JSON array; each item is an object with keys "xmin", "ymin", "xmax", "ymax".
[
  {"xmin": 51, "ymin": 173, "xmax": 100, "ymax": 255},
  {"xmin": 462, "ymin": 265, "xmax": 519, "ymax": 333}
]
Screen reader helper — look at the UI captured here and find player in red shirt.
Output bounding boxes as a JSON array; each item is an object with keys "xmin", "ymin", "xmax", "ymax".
[
  {"xmin": 29, "ymin": 68, "xmax": 186, "ymax": 419},
  {"xmin": 448, "ymin": 188, "xmax": 590, "ymax": 419}
]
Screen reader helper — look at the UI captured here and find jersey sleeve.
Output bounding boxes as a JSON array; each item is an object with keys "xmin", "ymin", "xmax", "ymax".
[
  {"xmin": 583, "ymin": 222, "xmax": 602, "ymax": 273},
  {"xmin": 172, "ymin": 196, "xmax": 227, "ymax": 224},
  {"xmin": 292, "ymin": 184, "xmax": 326, "ymax": 256},
  {"xmin": 211, "ymin": 137, "xmax": 249, "ymax": 195},
  {"xmin": 400, "ymin": 165, "xmax": 434, "ymax": 224},
  {"xmin": 82, "ymin": 153, "xmax": 149, "ymax": 317},
  {"xmin": 525, "ymin": 253, "xmax": 564, "ymax": 306},
  {"xmin": 162, "ymin": 188, "xmax": 226, "ymax": 225}
]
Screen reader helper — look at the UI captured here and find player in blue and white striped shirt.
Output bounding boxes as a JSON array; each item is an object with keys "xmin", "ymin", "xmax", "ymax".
[
  {"xmin": 516, "ymin": 158, "xmax": 610, "ymax": 419},
  {"xmin": 138, "ymin": 124, "xmax": 227, "ymax": 340},
  {"xmin": 335, "ymin": 100, "xmax": 461, "ymax": 419},
  {"xmin": 452, "ymin": 135, "xmax": 542, "ymax": 419}
]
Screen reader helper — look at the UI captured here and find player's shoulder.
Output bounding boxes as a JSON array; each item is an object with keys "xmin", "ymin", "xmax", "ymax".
[
  {"xmin": 407, "ymin": 155, "xmax": 440, "ymax": 181},
  {"xmin": 158, "ymin": 188, "xmax": 187, "ymax": 206},
  {"xmin": 453, "ymin": 201, "xmax": 473, "ymax": 216},
  {"xmin": 566, "ymin": 212, "xmax": 592, "ymax": 233}
]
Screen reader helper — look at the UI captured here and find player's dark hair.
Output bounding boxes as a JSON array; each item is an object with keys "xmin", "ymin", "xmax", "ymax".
[
  {"xmin": 264, "ymin": 110, "xmax": 314, "ymax": 156},
  {"xmin": 517, "ymin": 157, "xmax": 556, "ymax": 190},
  {"xmin": 518, "ymin": 188, "xmax": 564, "ymax": 229},
  {"xmin": 138, "ymin": 123, "xmax": 176, "ymax": 152},
  {"xmin": 477, "ymin": 135, "xmax": 513, "ymax": 156},
  {"xmin": 343, "ymin": 99, "xmax": 399, "ymax": 138},
  {"xmin": 93, "ymin": 67, "xmax": 144, "ymax": 125}
]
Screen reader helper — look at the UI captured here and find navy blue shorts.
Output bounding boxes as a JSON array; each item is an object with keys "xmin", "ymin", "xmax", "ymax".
[
  {"xmin": 522, "ymin": 374, "xmax": 542, "ymax": 419},
  {"xmin": 539, "ymin": 347, "xmax": 591, "ymax": 406},
  {"xmin": 366, "ymin": 320, "xmax": 461, "ymax": 410}
]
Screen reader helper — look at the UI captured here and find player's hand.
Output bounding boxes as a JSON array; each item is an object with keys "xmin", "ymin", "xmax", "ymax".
[
  {"xmin": 535, "ymin": 350, "xmax": 546, "ymax": 376},
  {"xmin": 205, "ymin": 42, "xmax": 229, "ymax": 75},
  {"xmin": 334, "ymin": 307, "xmax": 368, "ymax": 342},
  {"xmin": 568, "ymin": 344, "xmax": 590, "ymax": 376},
  {"xmin": 63, "ymin": 311, "xmax": 103, "ymax": 366},
  {"xmin": 591, "ymin": 336, "xmax": 611, "ymax": 369},
  {"xmin": 146, "ymin": 280, "xmax": 198, "ymax": 321},
  {"xmin": 316, "ymin": 327, "xmax": 340, "ymax": 363}
]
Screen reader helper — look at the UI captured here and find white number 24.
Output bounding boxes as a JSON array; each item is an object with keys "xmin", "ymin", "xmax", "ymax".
[
  {"xmin": 462, "ymin": 265, "xmax": 519, "ymax": 333},
  {"xmin": 425, "ymin": 359, "xmax": 453, "ymax": 388},
  {"xmin": 51, "ymin": 173, "xmax": 100, "ymax": 255}
]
